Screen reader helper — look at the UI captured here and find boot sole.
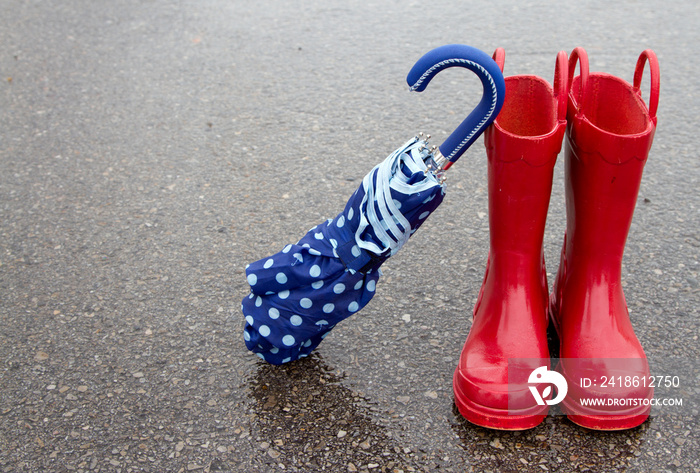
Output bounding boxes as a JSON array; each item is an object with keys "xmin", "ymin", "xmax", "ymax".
[
  {"xmin": 560, "ymin": 393, "xmax": 650, "ymax": 430},
  {"xmin": 453, "ymin": 369, "xmax": 548, "ymax": 430},
  {"xmin": 565, "ymin": 411, "xmax": 649, "ymax": 430}
]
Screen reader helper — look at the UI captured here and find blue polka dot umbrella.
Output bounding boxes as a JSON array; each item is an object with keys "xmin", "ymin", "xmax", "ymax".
[{"xmin": 242, "ymin": 44, "xmax": 505, "ymax": 364}]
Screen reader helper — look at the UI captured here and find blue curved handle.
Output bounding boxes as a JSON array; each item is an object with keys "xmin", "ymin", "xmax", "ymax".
[{"xmin": 407, "ymin": 44, "xmax": 506, "ymax": 165}]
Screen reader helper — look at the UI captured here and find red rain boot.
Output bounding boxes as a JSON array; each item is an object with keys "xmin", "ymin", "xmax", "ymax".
[
  {"xmin": 453, "ymin": 49, "xmax": 568, "ymax": 430},
  {"xmin": 550, "ymin": 48, "xmax": 660, "ymax": 430}
]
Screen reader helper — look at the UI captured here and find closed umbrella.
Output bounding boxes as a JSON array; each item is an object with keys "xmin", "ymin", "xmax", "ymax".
[{"xmin": 242, "ymin": 44, "xmax": 505, "ymax": 364}]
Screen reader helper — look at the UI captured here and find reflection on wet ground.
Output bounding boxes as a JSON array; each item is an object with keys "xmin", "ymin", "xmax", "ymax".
[
  {"xmin": 245, "ymin": 333, "xmax": 696, "ymax": 472},
  {"xmin": 451, "ymin": 406, "xmax": 651, "ymax": 472},
  {"xmin": 248, "ymin": 354, "xmax": 419, "ymax": 472}
]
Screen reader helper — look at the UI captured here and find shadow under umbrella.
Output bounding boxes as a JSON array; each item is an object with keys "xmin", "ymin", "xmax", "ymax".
[{"xmin": 246, "ymin": 353, "xmax": 417, "ymax": 471}]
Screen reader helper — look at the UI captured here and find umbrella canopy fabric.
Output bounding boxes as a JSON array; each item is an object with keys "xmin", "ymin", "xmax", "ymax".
[
  {"xmin": 242, "ymin": 137, "xmax": 445, "ymax": 364},
  {"xmin": 241, "ymin": 44, "xmax": 505, "ymax": 365}
]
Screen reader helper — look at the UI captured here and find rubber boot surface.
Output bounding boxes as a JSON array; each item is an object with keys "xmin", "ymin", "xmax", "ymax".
[
  {"xmin": 549, "ymin": 48, "xmax": 659, "ymax": 430},
  {"xmin": 454, "ymin": 50, "xmax": 568, "ymax": 430}
]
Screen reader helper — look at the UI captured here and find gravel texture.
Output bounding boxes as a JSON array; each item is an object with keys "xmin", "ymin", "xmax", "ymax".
[{"xmin": 1, "ymin": 0, "xmax": 698, "ymax": 472}]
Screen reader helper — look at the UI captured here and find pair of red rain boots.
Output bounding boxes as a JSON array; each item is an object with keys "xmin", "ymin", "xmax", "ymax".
[{"xmin": 453, "ymin": 47, "xmax": 660, "ymax": 430}]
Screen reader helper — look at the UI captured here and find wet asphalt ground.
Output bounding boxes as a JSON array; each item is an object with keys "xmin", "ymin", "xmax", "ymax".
[{"xmin": 1, "ymin": 0, "xmax": 699, "ymax": 472}]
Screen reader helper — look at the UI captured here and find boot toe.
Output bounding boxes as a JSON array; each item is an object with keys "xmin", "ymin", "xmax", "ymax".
[{"xmin": 453, "ymin": 342, "xmax": 550, "ymax": 430}]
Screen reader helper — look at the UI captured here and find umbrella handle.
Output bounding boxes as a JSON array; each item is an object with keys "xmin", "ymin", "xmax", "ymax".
[{"xmin": 407, "ymin": 44, "xmax": 506, "ymax": 169}]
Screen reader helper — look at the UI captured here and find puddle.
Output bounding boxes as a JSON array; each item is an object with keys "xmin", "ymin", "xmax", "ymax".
[{"xmin": 247, "ymin": 353, "xmax": 419, "ymax": 471}]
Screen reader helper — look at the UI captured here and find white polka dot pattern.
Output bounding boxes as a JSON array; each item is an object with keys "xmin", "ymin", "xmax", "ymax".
[{"xmin": 241, "ymin": 136, "xmax": 445, "ymax": 365}]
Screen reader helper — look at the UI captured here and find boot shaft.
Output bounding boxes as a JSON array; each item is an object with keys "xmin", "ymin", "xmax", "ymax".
[
  {"xmin": 563, "ymin": 50, "xmax": 659, "ymax": 268},
  {"xmin": 484, "ymin": 72, "xmax": 566, "ymax": 259},
  {"xmin": 563, "ymin": 137, "xmax": 646, "ymax": 272}
]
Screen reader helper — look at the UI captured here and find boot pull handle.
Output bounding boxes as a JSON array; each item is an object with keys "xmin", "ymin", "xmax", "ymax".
[
  {"xmin": 633, "ymin": 49, "xmax": 660, "ymax": 123},
  {"xmin": 493, "ymin": 48, "xmax": 568, "ymax": 123},
  {"xmin": 492, "ymin": 47, "xmax": 505, "ymax": 71},
  {"xmin": 568, "ymin": 47, "xmax": 590, "ymax": 110},
  {"xmin": 553, "ymin": 51, "xmax": 569, "ymax": 122}
]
